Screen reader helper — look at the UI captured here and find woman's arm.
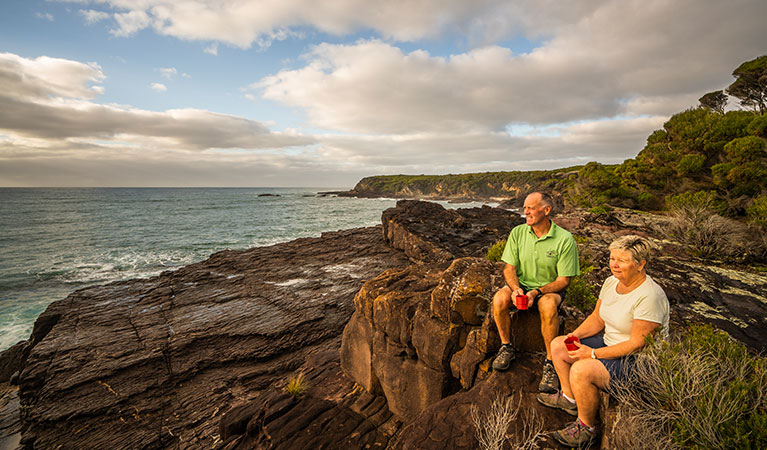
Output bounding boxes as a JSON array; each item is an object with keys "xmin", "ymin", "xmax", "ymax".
[
  {"xmin": 571, "ymin": 298, "xmax": 605, "ymax": 339},
  {"xmin": 573, "ymin": 318, "xmax": 659, "ymax": 360}
]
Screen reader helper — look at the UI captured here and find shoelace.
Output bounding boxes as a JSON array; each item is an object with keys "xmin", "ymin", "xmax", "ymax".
[{"xmin": 565, "ymin": 421, "xmax": 592, "ymax": 438}]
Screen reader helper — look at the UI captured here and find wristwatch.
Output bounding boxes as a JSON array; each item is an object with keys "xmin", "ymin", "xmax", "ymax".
[{"xmin": 591, "ymin": 348, "xmax": 597, "ymax": 359}]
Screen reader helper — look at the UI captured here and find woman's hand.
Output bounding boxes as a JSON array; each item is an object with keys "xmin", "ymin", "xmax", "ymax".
[{"xmin": 567, "ymin": 340, "xmax": 592, "ymax": 361}]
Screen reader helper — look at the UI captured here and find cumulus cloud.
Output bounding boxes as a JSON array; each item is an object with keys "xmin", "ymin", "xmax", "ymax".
[
  {"xmin": 111, "ymin": 10, "xmax": 151, "ymax": 37},
  {"xmin": 73, "ymin": 0, "xmax": 500, "ymax": 48},
  {"xmin": 80, "ymin": 9, "xmax": 109, "ymax": 24},
  {"xmin": 203, "ymin": 43, "xmax": 219, "ymax": 55},
  {"xmin": 252, "ymin": 0, "xmax": 767, "ymax": 135},
  {"xmin": 150, "ymin": 82, "xmax": 167, "ymax": 92},
  {"xmin": 0, "ymin": 53, "xmax": 314, "ymax": 153},
  {"xmin": 36, "ymin": 12, "xmax": 55, "ymax": 22},
  {"xmin": 158, "ymin": 67, "xmax": 177, "ymax": 79}
]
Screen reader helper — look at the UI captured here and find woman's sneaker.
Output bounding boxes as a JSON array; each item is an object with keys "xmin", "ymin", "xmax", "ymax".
[
  {"xmin": 536, "ymin": 390, "xmax": 577, "ymax": 416},
  {"xmin": 491, "ymin": 345, "xmax": 516, "ymax": 371},
  {"xmin": 553, "ymin": 419, "xmax": 597, "ymax": 448}
]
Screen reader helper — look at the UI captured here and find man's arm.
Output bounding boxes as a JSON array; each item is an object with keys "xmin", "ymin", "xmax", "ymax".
[
  {"xmin": 527, "ymin": 275, "xmax": 571, "ymax": 300},
  {"xmin": 503, "ymin": 264, "xmax": 525, "ymax": 297}
]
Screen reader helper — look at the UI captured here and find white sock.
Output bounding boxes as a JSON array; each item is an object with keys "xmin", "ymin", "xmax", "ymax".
[{"xmin": 562, "ymin": 393, "xmax": 576, "ymax": 404}]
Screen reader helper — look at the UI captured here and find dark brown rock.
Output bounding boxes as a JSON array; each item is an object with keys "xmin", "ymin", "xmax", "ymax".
[
  {"xmin": 11, "ymin": 226, "xmax": 409, "ymax": 450},
  {"xmin": 395, "ymin": 354, "xmax": 573, "ymax": 450},
  {"xmin": 382, "ymin": 200, "xmax": 523, "ymax": 266}
]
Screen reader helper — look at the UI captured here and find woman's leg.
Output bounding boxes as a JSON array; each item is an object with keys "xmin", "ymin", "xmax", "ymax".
[
  {"xmin": 550, "ymin": 335, "xmax": 576, "ymax": 396},
  {"xmin": 569, "ymin": 359, "xmax": 610, "ymax": 427}
]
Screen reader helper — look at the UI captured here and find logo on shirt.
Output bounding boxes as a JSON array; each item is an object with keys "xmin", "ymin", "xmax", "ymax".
[{"xmin": 546, "ymin": 250, "xmax": 557, "ymax": 258}]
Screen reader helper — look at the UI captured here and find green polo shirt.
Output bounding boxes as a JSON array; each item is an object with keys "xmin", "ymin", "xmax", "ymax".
[{"xmin": 501, "ymin": 221, "xmax": 580, "ymax": 289}]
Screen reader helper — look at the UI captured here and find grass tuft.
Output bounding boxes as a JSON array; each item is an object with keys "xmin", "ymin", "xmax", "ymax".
[{"xmin": 284, "ymin": 373, "xmax": 307, "ymax": 398}]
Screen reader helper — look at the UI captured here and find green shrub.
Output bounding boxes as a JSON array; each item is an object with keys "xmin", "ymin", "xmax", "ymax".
[
  {"xmin": 610, "ymin": 325, "xmax": 767, "ymax": 450},
  {"xmin": 284, "ymin": 373, "xmax": 307, "ymax": 398},
  {"xmin": 676, "ymin": 154, "xmax": 706, "ymax": 176},
  {"xmin": 588, "ymin": 205, "xmax": 613, "ymax": 214},
  {"xmin": 747, "ymin": 114, "xmax": 767, "ymax": 137},
  {"xmin": 565, "ymin": 275, "xmax": 597, "ymax": 313},
  {"xmin": 747, "ymin": 194, "xmax": 767, "ymax": 227},
  {"xmin": 564, "ymin": 261, "xmax": 597, "ymax": 313},
  {"xmin": 486, "ymin": 239, "xmax": 507, "ymax": 262}
]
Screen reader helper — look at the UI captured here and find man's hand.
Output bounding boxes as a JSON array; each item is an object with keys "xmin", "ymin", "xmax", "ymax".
[{"xmin": 526, "ymin": 288, "xmax": 539, "ymax": 306}]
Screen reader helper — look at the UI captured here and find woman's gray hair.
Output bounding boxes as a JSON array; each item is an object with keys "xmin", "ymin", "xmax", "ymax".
[{"xmin": 608, "ymin": 235, "xmax": 655, "ymax": 264}]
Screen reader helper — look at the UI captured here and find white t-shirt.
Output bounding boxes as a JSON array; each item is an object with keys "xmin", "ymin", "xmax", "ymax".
[{"xmin": 599, "ymin": 275, "xmax": 670, "ymax": 346}]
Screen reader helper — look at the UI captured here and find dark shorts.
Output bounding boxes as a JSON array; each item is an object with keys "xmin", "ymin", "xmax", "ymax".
[
  {"xmin": 580, "ymin": 334, "xmax": 635, "ymax": 383},
  {"xmin": 520, "ymin": 284, "xmax": 567, "ymax": 312}
]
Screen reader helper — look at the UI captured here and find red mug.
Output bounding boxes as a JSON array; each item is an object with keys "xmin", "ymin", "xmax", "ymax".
[
  {"xmin": 564, "ymin": 335, "xmax": 580, "ymax": 351},
  {"xmin": 515, "ymin": 294, "xmax": 529, "ymax": 310}
]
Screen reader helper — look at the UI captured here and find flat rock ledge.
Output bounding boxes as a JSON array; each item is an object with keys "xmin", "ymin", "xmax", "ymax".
[{"xmin": 1, "ymin": 201, "xmax": 765, "ymax": 450}]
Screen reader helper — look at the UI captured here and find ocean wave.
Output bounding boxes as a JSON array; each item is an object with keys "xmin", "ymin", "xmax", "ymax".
[{"xmin": 34, "ymin": 250, "xmax": 200, "ymax": 285}]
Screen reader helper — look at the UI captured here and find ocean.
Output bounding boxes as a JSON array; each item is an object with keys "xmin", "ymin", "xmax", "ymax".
[{"xmin": 0, "ymin": 188, "xmax": 491, "ymax": 351}]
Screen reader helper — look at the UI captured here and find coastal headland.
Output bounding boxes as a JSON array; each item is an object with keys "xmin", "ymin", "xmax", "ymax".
[{"xmin": 1, "ymin": 198, "xmax": 765, "ymax": 449}]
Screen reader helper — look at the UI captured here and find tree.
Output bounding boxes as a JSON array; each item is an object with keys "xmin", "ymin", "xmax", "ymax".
[
  {"xmin": 699, "ymin": 90, "xmax": 727, "ymax": 114},
  {"xmin": 726, "ymin": 55, "xmax": 767, "ymax": 114}
]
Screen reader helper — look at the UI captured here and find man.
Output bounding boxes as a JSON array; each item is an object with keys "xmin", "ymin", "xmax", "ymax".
[{"xmin": 491, "ymin": 192, "xmax": 580, "ymax": 394}]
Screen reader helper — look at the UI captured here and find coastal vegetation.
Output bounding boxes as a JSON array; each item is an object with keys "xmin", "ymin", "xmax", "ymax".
[{"xmin": 611, "ymin": 325, "xmax": 767, "ymax": 449}]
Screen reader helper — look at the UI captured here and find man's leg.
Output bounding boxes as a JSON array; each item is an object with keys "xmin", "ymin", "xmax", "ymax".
[
  {"xmin": 537, "ymin": 293, "xmax": 562, "ymax": 393},
  {"xmin": 492, "ymin": 286, "xmax": 515, "ymax": 370},
  {"xmin": 492, "ymin": 286, "xmax": 514, "ymax": 344},
  {"xmin": 537, "ymin": 293, "xmax": 562, "ymax": 360}
]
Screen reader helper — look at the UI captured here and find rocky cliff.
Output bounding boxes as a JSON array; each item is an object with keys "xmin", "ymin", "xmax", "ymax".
[{"xmin": 1, "ymin": 201, "xmax": 765, "ymax": 450}]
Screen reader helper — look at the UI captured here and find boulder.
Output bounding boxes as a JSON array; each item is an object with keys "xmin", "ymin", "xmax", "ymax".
[
  {"xmin": 430, "ymin": 257, "xmax": 504, "ymax": 326},
  {"xmin": 339, "ymin": 312, "xmax": 381, "ymax": 395},
  {"xmin": 372, "ymin": 331, "xmax": 448, "ymax": 423}
]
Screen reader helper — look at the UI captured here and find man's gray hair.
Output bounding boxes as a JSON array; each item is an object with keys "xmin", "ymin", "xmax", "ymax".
[
  {"xmin": 608, "ymin": 235, "xmax": 655, "ymax": 264},
  {"xmin": 531, "ymin": 191, "xmax": 555, "ymax": 214}
]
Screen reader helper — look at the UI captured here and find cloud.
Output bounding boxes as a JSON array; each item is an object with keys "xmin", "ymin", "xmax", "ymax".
[
  {"xmin": 111, "ymin": 10, "xmax": 151, "ymax": 37},
  {"xmin": 80, "ymin": 9, "xmax": 109, "ymax": 24},
  {"xmin": 252, "ymin": 0, "xmax": 767, "ymax": 135},
  {"xmin": 150, "ymin": 82, "xmax": 167, "ymax": 92},
  {"xmin": 36, "ymin": 12, "xmax": 55, "ymax": 22},
  {"xmin": 203, "ymin": 43, "xmax": 218, "ymax": 55},
  {"xmin": 0, "ymin": 53, "xmax": 314, "ymax": 154},
  {"xmin": 58, "ymin": 0, "xmax": 594, "ymax": 48},
  {"xmin": 158, "ymin": 68, "xmax": 176, "ymax": 79},
  {"xmin": 0, "ymin": 53, "xmax": 105, "ymax": 100}
]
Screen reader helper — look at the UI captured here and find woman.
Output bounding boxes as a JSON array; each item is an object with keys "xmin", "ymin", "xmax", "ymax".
[{"xmin": 537, "ymin": 235, "xmax": 669, "ymax": 448}]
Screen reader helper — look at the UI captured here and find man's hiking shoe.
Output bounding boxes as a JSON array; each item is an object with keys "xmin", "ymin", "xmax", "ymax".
[
  {"xmin": 553, "ymin": 419, "xmax": 597, "ymax": 448},
  {"xmin": 536, "ymin": 390, "xmax": 577, "ymax": 416},
  {"xmin": 538, "ymin": 360, "xmax": 560, "ymax": 393},
  {"xmin": 492, "ymin": 345, "xmax": 515, "ymax": 371}
]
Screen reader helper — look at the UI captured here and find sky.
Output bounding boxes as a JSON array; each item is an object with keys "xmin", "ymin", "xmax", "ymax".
[{"xmin": 0, "ymin": 1, "xmax": 765, "ymax": 188}]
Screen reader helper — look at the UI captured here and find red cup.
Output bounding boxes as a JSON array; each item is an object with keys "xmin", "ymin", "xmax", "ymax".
[
  {"xmin": 515, "ymin": 294, "xmax": 529, "ymax": 310},
  {"xmin": 564, "ymin": 336, "xmax": 580, "ymax": 351}
]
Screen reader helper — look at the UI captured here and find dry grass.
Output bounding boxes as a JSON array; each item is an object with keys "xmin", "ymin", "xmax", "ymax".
[
  {"xmin": 663, "ymin": 207, "xmax": 747, "ymax": 260},
  {"xmin": 470, "ymin": 393, "xmax": 545, "ymax": 450}
]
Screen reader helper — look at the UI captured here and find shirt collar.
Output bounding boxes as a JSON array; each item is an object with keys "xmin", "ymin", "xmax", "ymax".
[{"xmin": 527, "ymin": 221, "xmax": 558, "ymax": 240}]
